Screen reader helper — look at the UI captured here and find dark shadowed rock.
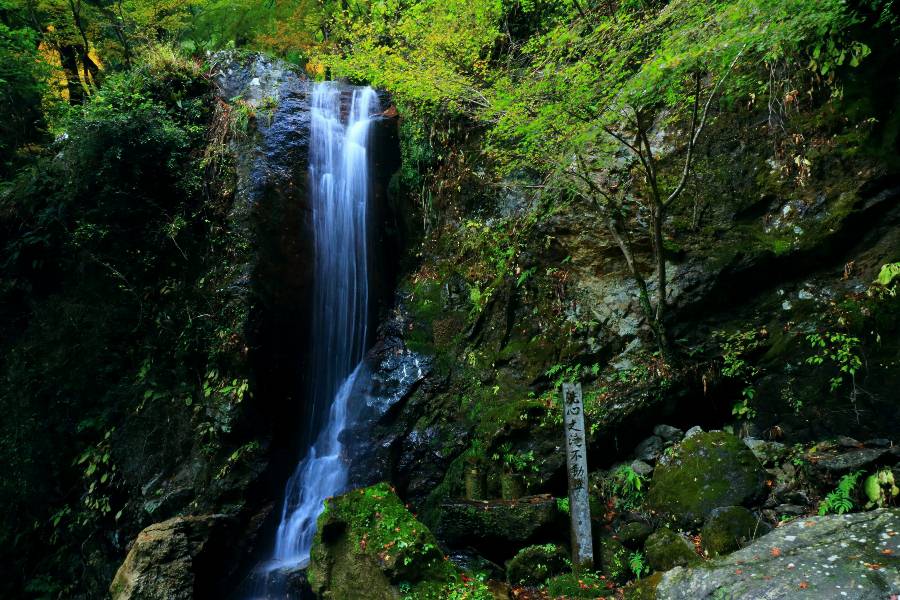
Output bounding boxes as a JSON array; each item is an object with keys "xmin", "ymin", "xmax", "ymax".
[
  {"xmin": 616, "ymin": 520, "xmax": 654, "ymax": 549},
  {"xmin": 635, "ymin": 435, "xmax": 665, "ymax": 462},
  {"xmin": 654, "ymin": 424, "xmax": 684, "ymax": 443},
  {"xmin": 817, "ymin": 448, "xmax": 888, "ymax": 472},
  {"xmin": 658, "ymin": 509, "xmax": 900, "ymax": 599},
  {"xmin": 433, "ymin": 495, "xmax": 561, "ymax": 551}
]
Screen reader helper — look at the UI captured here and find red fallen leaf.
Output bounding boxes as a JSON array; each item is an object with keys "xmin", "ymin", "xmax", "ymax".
[
  {"xmin": 799, "ymin": 581, "xmax": 809, "ymax": 589},
  {"xmin": 735, "ymin": 569, "xmax": 743, "ymax": 575},
  {"xmin": 770, "ymin": 547, "xmax": 782, "ymax": 557},
  {"xmin": 461, "ymin": 574, "xmax": 473, "ymax": 582}
]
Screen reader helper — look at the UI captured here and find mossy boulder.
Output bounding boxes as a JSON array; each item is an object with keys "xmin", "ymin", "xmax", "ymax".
[
  {"xmin": 309, "ymin": 483, "xmax": 490, "ymax": 599},
  {"xmin": 616, "ymin": 521, "xmax": 654, "ymax": 549},
  {"xmin": 644, "ymin": 528, "xmax": 701, "ymax": 572},
  {"xmin": 505, "ymin": 544, "xmax": 569, "ymax": 586},
  {"xmin": 647, "ymin": 431, "xmax": 766, "ymax": 526},
  {"xmin": 701, "ymin": 506, "xmax": 770, "ymax": 557}
]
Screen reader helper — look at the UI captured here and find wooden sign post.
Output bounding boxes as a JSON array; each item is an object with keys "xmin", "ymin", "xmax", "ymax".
[{"xmin": 562, "ymin": 382, "xmax": 593, "ymax": 569}]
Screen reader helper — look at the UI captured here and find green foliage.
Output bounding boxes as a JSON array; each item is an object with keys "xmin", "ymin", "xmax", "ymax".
[
  {"xmin": 805, "ymin": 331, "xmax": 862, "ymax": 393},
  {"xmin": 0, "ymin": 18, "xmax": 53, "ymax": 173},
  {"xmin": 818, "ymin": 470, "xmax": 863, "ymax": 515},
  {"xmin": 629, "ymin": 550, "xmax": 649, "ymax": 580},
  {"xmin": 863, "ymin": 468, "xmax": 899, "ymax": 509},
  {"xmin": 492, "ymin": 442, "xmax": 538, "ymax": 474},
  {"xmin": 715, "ymin": 328, "xmax": 766, "ymax": 419},
  {"xmin": 876, "ymin": 261, "xmax": 900, "ymax": 290},
  {"xmin": 605, "ymin": 465, "xmax": 647, "ymax": 511},
  {"xmin": 0, "ymin": 45, "xmax": 253, "ymax": 597}
]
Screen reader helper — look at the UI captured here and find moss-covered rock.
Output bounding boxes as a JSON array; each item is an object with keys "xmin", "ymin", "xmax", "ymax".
[
  {"xmin": 644, "ymin": 528, "xmax": 701, "ymax": 572},
  {"xmin": 309, "ymin": 483, "xmax": 493, "ymax": 600},
  {"xmin": 623, "ymin": 572, "xmax": 663, "ymax": 600},
  {"xmin": 505, "ymin": 543, "xmax": 569, "ymax": 586},
  {"xmin": 701, "ymin": 506, "xmax": 770, "ymax": 557},
  {"xmin": 616, "ymin": 521, "xmax": 654, "ymax": 549},
  {"xmin": 432, "ymin": 495, "xmax": 560, "ymax": 550},
  {"xmin": 647, "ymin": 432, "xmax": 767, "ymax": 526}
]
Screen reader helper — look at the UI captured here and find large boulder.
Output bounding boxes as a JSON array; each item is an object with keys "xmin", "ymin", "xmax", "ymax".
[
  {"xmin": 109, "ymin": 515, "xmax": 234, "ymax": 600},
  {"xmin": 647, "ymin": 431, "xmax": 767, "ymax": 526},
  {"xmin": 308, "ymin": 483, "xmax": 476, "ymax": 599},
  {"xmin": 658, "ymin": 508, "xmax": 900, "ymax": 599}
]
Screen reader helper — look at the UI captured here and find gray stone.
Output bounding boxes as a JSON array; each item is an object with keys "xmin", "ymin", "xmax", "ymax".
[
  {"xmin": 630, "ymin": 459, "xmax": 654, "ymax": 477},
  {"xmin": 684, "ymin": 426, "xmax": 704, "ymax": 439},
  {"xmin": 654, "ymin": 424, "xmax": 684, "ymax": 443},
  {"xmin": 838, "ymin": 435, "xmax": 863, "ymax": 448},
  {"xmin": 775, "ymin": 489, "xmax": 810, "ymax": 506},
  {"xmin": 635, "ymin": 435, "xmax": 665, "ymax": 462},
  {"xmin": 866, "ymin": 438, "xmax": 892, "ymax": 448},
  {"xmin": 744, "ymin": 438, "xmax": 787, "ymax": 465},
  {"xmin": 775, "ymin": 503, "xmax": 808, "ymax": 516},
  {"xmin": 110, "ymin": 515, "xmax": 235, "ymax": 600},
  {"xmin": 818, "ymin": 448, "xmax": 888, "ymax": 472},
  {"xmin": 657, "ymin": 509, "xmax": 900, "ymax": 599}
]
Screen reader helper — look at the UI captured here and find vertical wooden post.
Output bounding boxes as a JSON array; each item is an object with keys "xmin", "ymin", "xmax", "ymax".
[{"xmin": 562, "ymin": 382, "xmax": 593, "ymax": 569}]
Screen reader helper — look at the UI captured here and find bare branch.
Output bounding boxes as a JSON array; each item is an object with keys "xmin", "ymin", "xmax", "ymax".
[{"xmin": 665, "ymin": 44, "xmax": 747, "ymax": 207}]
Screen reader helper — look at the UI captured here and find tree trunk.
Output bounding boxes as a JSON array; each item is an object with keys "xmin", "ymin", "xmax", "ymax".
[{"xmin": 58, "ymin": 45, "xmax": 85, "ymax": 104}]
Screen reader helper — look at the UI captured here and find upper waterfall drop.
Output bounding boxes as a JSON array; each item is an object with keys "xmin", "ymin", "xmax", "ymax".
[{"xmin": 270, "ymin": 82, "xmax": 379, "ymax": 570}]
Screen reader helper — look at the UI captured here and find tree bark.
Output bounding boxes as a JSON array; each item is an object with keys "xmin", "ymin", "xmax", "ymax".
[{"xmin": 58, "ymin": 44, "xmax": 85, "ymax": 104}]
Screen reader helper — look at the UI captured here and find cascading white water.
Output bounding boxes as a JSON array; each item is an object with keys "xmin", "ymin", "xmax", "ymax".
[{"xmin": 269, "ymin": 82, "xmax": 379, "ymax": 570}]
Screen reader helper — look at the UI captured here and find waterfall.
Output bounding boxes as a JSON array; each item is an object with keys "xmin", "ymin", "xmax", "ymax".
[{"xmin": 269, "ymin": 82, "xmax": 379, "ymax": 572}]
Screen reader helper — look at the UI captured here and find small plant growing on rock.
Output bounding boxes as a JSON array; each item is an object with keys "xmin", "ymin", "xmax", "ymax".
[
  {"xmin": 864, "ymin": 469, "xmax": 899, "ymax": 509},
  {"xmin": 805, "ymin": 331, "xmax": 863, "ymax": 421},
  {"xmin": 818, "ymin": 470, "xmax": 863, "ymax": 515},
  {"xmin": 715, "ymin": 328, "xmax": 766, "ymax": 420},
  {"xmin": 606, "ymin": 465, "xmax": 647, "ymax": 511},
  {"xmin": 628, "ymin": 550, "xmax": 649, "ymax": 579}
]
